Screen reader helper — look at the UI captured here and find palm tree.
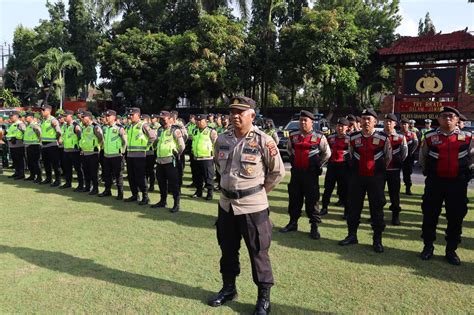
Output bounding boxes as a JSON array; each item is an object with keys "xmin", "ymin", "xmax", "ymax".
[{"xmin": 33, "ymin": 48, "xmax": 83, "ymax": 109}]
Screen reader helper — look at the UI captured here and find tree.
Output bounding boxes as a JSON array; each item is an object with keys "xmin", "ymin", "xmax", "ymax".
[
  {"xmin": 418, "ymin": 12, "xmax": 436, "ymax": 36},
  {"xmin": 66, "ymin": 0, "xmax": 101, "ymax": 97},
  {"xmin": 33, "ymin": 48, "xmax": 83, "ymax": 108},
  {"xmin": 34, "ymin": 0, "xmax": 69, "ymax": 52}
]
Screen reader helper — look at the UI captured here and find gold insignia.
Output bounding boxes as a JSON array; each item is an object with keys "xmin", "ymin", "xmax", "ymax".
[
  {"xmin": 248, "ymin": 140, "xmax": 258, "ymax": 147},
  {"xmin": 245, "ymin": 166, "xmax": 254, "ymax": 175},
  {"xmin": 233, "ymin": 99, "xmax": 240, "ymax": 104},
  {"xmin": 416, "ymin": 71, "xmax": 443, "ymax": 93},
  {"xmin": 373, "ymin": 138, "xmax": 380, "ymax": 145}
]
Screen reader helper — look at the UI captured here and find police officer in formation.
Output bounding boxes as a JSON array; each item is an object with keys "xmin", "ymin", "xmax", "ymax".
[
  {"xmin": 263, "ymin": 118, "xmax": 279, "ymax": 145},
  {"xmin": 40, "ymin": 105, "xmax": 62, "ymax": 186},
  {"xmin": 6, "ymin": 112, "xmax": 26, "ymax": 179},
  {"xmin": 383, "ymin": 113, "xmax": 408, "ymax": 226},
  {"xmin": 191, "ymin": 114, "xmax": 218, "ymax": 200},
  {"xmin": 321, "ymin": 117, "xmax": 351, "ymax": 218},
  {"xmin": 170, "ymin": 110, "xmax": 188, "ymax": 188},
  {"xmin": 339, "ymin": 109, "xmax": 392, "ymax": 253},
  {"xmin": 209, "ymin": 96, "xmax": 285, "ymax": 315},
  {"xmin": 151, "ymin": 111, "xmax": 185, "ymax": 212},
  {"xmin": 23, "ymin": 112, "xmax": 42, "ymax": 182},
  {"xmin": 400, "ymin": 117, "xmax": 418, "ymax": 195},
  {"xmin": 124, "ymin": 107, "xmax": 156, "ymax": 205},
  {"xmin": 279, "ymin": 110, "xmax": 331, "ymax": 239},
  {"xmin": 419, "ymin": 106, "xmax": 474, "ymax": 265},
  {"xmin": 99, "ymin": 110, "xmax": 127, "ymax": 200},
  {"xmin": 61, "ymin": 110, "xmax": 84, "ymax": 190},
  {"xmin": 79, "ymin": 111, "xmax": 103, "ymax": 195}
]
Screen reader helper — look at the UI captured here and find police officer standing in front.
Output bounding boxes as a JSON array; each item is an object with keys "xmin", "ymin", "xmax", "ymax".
[
  {"xmin": 383, "ymin": 114, "xmax": 408, "ymax": 226},
  {"xmin": 6, "ymin": 112, "xmax": 26, "ymax": 179},
  {"xmin": 419, "ymin": 106, "xmax": 474, "ymax": 265},
  {"xmin": 125, "ymin": 107, "xmax": 156, "ymax": 205},
  {"xmin": 279, "ymin": 110, "xmax": 331, "ymax": 239},
  {"xmin": 40, "ymin": 105, "xmax": 62, "ymax": 186},
  {"xmin": 339, "ymin": 109, "xmax": 392, "ymax": 253},
  {"xmin": 151, "ymin": 111, "xmax": 185, "ymax": 212},
  {"xmin": 208, "ymin": 96, "xmax": 285, "ymax": 315},
  {"xmin": 99, "ymin": 110, "xmax": 127, "ymax": 200}
]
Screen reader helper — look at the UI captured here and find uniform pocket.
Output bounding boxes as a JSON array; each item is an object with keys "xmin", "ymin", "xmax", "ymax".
[{"xmin": 239, "ymin": 154, "xmax": 261, "ymax": 179}]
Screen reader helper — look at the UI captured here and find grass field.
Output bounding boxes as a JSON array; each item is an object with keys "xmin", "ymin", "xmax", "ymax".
[{"xmin": 0, "ymin": 168, "xmax": 473, "ymax": 313}]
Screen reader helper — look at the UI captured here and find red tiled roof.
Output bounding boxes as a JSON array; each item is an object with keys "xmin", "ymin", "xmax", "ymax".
[{"xmin": 378, "ymin": 30, "xmax": 474, "ymax": 56}]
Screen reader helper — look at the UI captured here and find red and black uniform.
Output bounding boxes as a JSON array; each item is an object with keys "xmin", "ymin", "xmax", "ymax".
[
  {"xmin": 402, "ymin": 130, "xmax": 418, "ymax": 190},
  {"xmin": 287, "ymin": 130, "xmax": 330, "ymax": 225},
  {"xmin": 321, "ymin": 133, "xmax": 350, "ymax": 215},
  {"xmin": 347, "ymin": 131, "xmax": 391, "ymax": 237},
  {"xmin": 384, "ymin": 131, "xmax": 408, "ymax": 217},
  {"xmin": 420, "ymin": 128, "xmax": 473, "ymax": 251}
]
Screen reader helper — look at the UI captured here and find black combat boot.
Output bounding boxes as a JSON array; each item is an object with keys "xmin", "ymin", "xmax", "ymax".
[
  {"xmin": 139, "ymin": 192, "xmax": 149, "ymax": 205},
  {"xmin": 205, "ymin": 189, "xmax": 213, "ymax": 201},
  {"xmin": 170, "ymin": 197, "xmax": 180, "ymax": 213},
  {"xmin": 98, "ymin": 189, "xmax": 112, "ymax": 197},
  {"xmin": 60, "ymin": 183, "xmax": 72, "ymax": 189},
  {"xmin": 253, "ymin": 287, "xmax": 271, "ymax": 315},
  {"xmin": 208, "ymin": 276, "xmax": 238, "ymax": 307},
  {"xmin": 320, "ymin": 207, "xmax": 328, "ymax": 216},
  {"xmin": 339, "ymin": 227, "xmax": 358, "ymax": 246},
  {"xmin": 192, "ymin": 190, "xmax": 203, "ymax": 198},
  {"xmin": 405, "ymin": 184, "xmax": 412, "ymax": 195},
  {"xmin": 445, "ymin": 243, "xmax": 461, "ymax": 265},
  {"xmin": 151, "ymin": 197, "xmax": 167, "ymax": 209},
  {"xmin": 373, "ymin": 233, "xmax": 384, "ymax": 253},
  {"xmin": 40, "ymin": 177, "xmax": 52, "ymax": 185},
  {"xmin": 391, "ymin": 211, "xmax": 401, "ymax": 226},
  {"xmin": 124, "ymin": 195, "xmax": 138, "ymax": 202},
  {"xmin": 420, "ymin": 244, "xmax": 434, "ymax": 260},
  {"xmin": 89, "ymin": 186, "xmax": 99, "ymax": 195},
  {"xmin": 310, "ymin": 223, "xmax": 320, "ymax": 240},
  {"xmin": 116, "ymin": 186, "xmax": 124, "ymax": 200},
  {"xmin": 51, "ymin": 176, "xmax": 61, "ymax": 187},
  {"xmin": 279, "ymin": 221, "xmax": 298, "ymax": 233}
]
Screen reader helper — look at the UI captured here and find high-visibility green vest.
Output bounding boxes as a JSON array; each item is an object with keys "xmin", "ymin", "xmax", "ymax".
[
  {"xmin": 127, "ymin": 121, "xmax": 148, "ymax": 152},
  {"xmin": 103, "ymin": 124, "xmax": 123, "ymax": 155},
  {"xmin": 216, "ymin": 125, "xmax": 225, "ymax": 134},
  {"xmin": 63, "ymin": 123, "xmax": 79, "ymax": 149},
  {"xmin": 264, "ymin": 129, "xmax": 275, "ymax": 137},
  {"xmin": 23, "ymin": 122, "xmax": 40, "ymax": 144},
  {"xmin": 156, "ymin": 127, "xmax": 178, "ymax": 158},
  {"xmin": 6, "ymin": 121, "xmax": 23, "ymax": 140},
  {"xmin": 187, "ymin": 123, "xmax": 196, "ymax": 138},
  {"xmin": 192, "ymin": 127, "xmax": 213, "ymax": 158},
  {"xmin": 208, "ymin": 121, "xmax": 217, "ymax": 129},
  {"xmin": 41, "ymin": 116, "xmax": 57, "ymax": 142},
  {"xmin": 79, "ymin": 124, "xmax": 100, "ymax": 152}
]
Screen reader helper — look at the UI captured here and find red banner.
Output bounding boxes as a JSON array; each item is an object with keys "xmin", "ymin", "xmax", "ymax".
[{"xmin": 397, "ymin": 101, "xmax": 457, "ymax": 112}]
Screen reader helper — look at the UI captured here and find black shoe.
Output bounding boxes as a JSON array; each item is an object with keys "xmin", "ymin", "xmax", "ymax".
[
  {"xmin": 124, "ymin": 195, "xmax": 138, "ymax": 202},
  {"xmin": 373, "ymin": 239, "xmax": 384, "ymax": 253},
  {"xmin": 170, "ymin": 200, "xmax": 180, "ymax": 213},
  {"xmin": 148, "ymin": 185, "xmax": 155, "ymax": 192},
  {"xmin": 320, "ymin": 208, "xmax": 328, "ymax": 216},
  {"xmin": 339, "ymin": 235, "xmax": 358, "ymax": 246},
  {"xmin": 334, "ymin": 200, "xmax": 344, "ymax": 206},
  {"xmin": 74, "ymin": 186, "xmax": 84, "ymax": 192},
  {"xmin": 420, "ymin": 245, "xmax": 434, "ymax": 260},
  {"xmin": 98, "ymin": 190, "xmax": 112, "ymax": 197},
  {"xmin": 192, "ymin": 192, "xmax": 202, "ymax": 198},
  {"xmin": 405, "ymin": 187, "xmax": 412, "ymax": 195},
  {"xmin": 253, "ymin": 288, "xmax": 271, "ymax": 315},
  {"xmin": 33, "ymin": 177, "xmax": 42, "ymax": 184},
  {"xmin": 50, "ymin": 180, "xmax": 61, "ymax": 187},
  {"xmin": 8, "ymin": 173, "xmax": 18, "ymax": 179},
  {"xmin": 445, "ymin": 250, "xmax": 461, "ymax": 265},
  {"xmin": 151, "ymin": 200, "xmax": 167, "ymax": 208},
  {"xmin": 116, "ymin": 187, "xmax": 124, "ymax": 200},
  {"xmin": 83, "ymin": 186, "xmax": 91, "ymax": 193},
  {"xmin": 24, "ymin": 176, "xmax": 35, "ymax": 181},
  {"xmin": 14, "ymin": 175, "xmax": 25, "ymax": 180},
  {"xmin": 60, "ymin": 183, "xmax": 72, "ymax": 189},
  {"xmin": 391, "ymin": 213, "xmax": 401, "ymax": 226},
  {"xmin": 89, "ymin": 188, "xmax": 99, "ymax": 195},
  {"xmin": 139, "ymin": 194, "xmax": 149, "ymax": 205},
  {"xmin": 205, "ymin": 191, "xmax": 213, "ymax": 201},
  {"xmin": 310, "ymin": 223, "xmax": 320, "ymax": 240},
  {"xmin": 208, "ymin": 285, "xmax": 238, "ymax": 307},
  {"xmin": 279, "ymin": 221, "xmax": 298, "ymax": 233}
]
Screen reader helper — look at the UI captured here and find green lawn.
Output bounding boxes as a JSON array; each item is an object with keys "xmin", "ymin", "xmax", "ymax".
[{"xmin": 0, "ymin": 169, "xmax": 473, "ymax": 313}]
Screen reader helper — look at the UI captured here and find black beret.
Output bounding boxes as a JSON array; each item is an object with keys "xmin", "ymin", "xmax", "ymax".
[
  {"xmin": 105, "ymin": 110, "xmax": 117, "ymax": 116},
  {"xmin": 41, "ymin": 105, "xmax": 52, "ymax": 111},
  {"xmin": 346, "ymin": 114, "xmax": 356, "ymax": 121},
  {"xmin": 336, "ymin": 117, "xmax": 350, "ymax": 126},
  {"xmin": 141, "ymin": 114, "xmax": 150, "ymax": 120},
  {"xmin": 158, "ymin": 111, "xmax": 171, "ymax": 118},
  {"xmin": 64, "ymin": 110, "xmax": 74, "ymax": 116},
  {"xmin": 361, "ymin": 108, "xmax": 378, "ymax": 119},
  {"xmin": 400, "ymin": 117, "xmax": 410, "ymax": 124},
  {"xmin": 384, "ymin": 113, "xmax": 398, "ymax": 122},
  {"xmin": 229, "ymin": 96, "xmax": 256, "ymax": 110},
  {"xmin": 196, "ymin": 114, "xmax": 207, "ymax": 120},
  {"xmin": 460, "ymin": 114, "xmax": 468, "ymax": 121},
  {"xmin": 300, "ymin": 110, "xmax": 315, "ymax": 120},
  {"xmin": 150, "ymin": 114, "xmax": 158, "ymax": 119},
  {"xmin": 82, "ymin": 111, "xmax": 93, "ymax": 118},
  {"xmin": 439, "ymin": 106, "xmax": 460, "ymax": 117},
  {"xmin": 128, "ymin": 107, "xmax": 141, "ymax": 115}
]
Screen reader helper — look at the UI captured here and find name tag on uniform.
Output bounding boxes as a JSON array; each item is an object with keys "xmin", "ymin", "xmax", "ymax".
[
  {"xmin": 373, "ymin": 138, "xmax": 380, "ymax": 145},
  {"xmin": 243, "ymin": 147, "xmax": 259, "ymax": 155},
  {"xmin": 219, "ymin": 145, "xmax": 230, "ymax": 150},
  {"xmin": 458, "ymin": 134, "xmax": 466, "ymax": 141}
]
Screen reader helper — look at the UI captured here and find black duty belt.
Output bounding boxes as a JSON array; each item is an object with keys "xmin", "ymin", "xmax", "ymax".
[{"xmin": 221, "ymin": 185, "xmax": 264, "ymax": 200}]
